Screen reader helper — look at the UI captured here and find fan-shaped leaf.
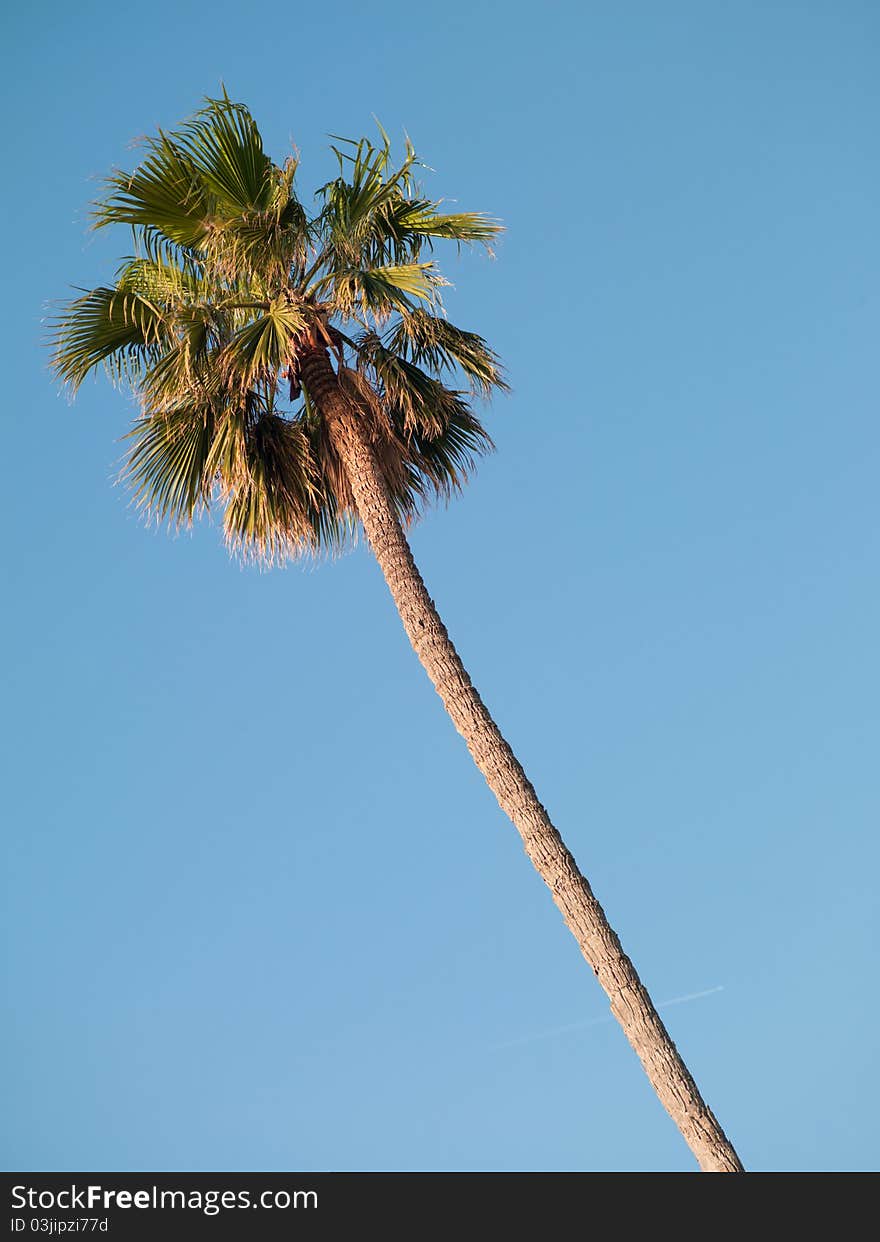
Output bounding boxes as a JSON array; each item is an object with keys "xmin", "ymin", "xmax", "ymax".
[{"xmin": 51, "ymin": 287, "xmax": 168, "ymax": 389}]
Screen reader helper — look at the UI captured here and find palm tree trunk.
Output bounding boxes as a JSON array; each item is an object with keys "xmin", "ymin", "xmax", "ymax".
[{"xmin": 300, "ymin": 347, "xmax": 744, "ymax": 1173}]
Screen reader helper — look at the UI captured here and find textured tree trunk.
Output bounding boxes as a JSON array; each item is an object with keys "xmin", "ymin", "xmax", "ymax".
[{"xmin": 300, "ymin": 347, "xmax": 744, "ymax": 1173}]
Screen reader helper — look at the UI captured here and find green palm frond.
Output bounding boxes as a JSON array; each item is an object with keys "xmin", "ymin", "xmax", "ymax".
[
  {"xmin": 97, "ymin": 95, "xmax": 304, "ymax": 281},
  {"xmin": 310, "ymin": 129, "xmax": 499, "ymax": 273},
  {"xmin": 125, "ymin": 405, "xmax": 216, "ymax": 525},
  {"xmin": 50, "ymin": 286, "xmax": 169, "ymax": 388},
  {"xmin": 116, "ymin": 257, "xmax": 194, "ymax": 302},
  {"xmin": 373, "ymin": 197, "xmax": 502, "ymax": 260},
  {"xmin": 139, "ymin": 320, "xmax": 218, "ymax": 411},
  {"xmin": 176, "ymin": 93, "xmax": 275, "ymax": 214},
  {"xmin": 221, "ymin": 411, "xmax": 319, "ymax": 563},
  {"xmin": 403, "ymin": 403, "xmax": 494, "ymax": 502},
  {"xmin": 95, "ymin": 130, "xmax": 211, "ymax": 251},
  {"xmin": 399, "ymin": 206, "xmax": 501, "ymax": 246},
  {"xmin": 386, "ymin": 309, "xmax": 507, "ymax": 396},
  {"xmin": 354, "ymin": 332, "xmax": 467, "ymax": 436},
  {"xmin": 314, "ymin": 261, "xmax": 445, "ymax": 322},
  {"xmin": 136, "ymin": 229, "xmax": 205, "ymax": 276},
  {"xmin": 220, "ymin": 300, "xmax": 306, "ymax": 389},
  {"xmin": 318, "ymin": 131, "xmax": 418, "ymax": 238},
  {"xmin": 312, "ymin": 133, "xmax": 422, "ymax": 275}
]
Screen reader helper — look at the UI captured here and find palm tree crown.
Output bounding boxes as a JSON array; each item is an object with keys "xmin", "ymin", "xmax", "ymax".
[{"xmin": 51, "ymin": 93, "xmax": 506, "ymax": 562}]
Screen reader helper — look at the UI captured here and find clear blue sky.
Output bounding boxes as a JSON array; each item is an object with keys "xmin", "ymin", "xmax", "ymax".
[{"xmin": 3, "ymin": 0, "xmax": 877, "ymax": 1173}]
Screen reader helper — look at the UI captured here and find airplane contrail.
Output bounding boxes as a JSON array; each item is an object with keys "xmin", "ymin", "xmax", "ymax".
[
  {"xmin": 659, "ymin": 984, "xmax": 724, "ymax": 1009},
  {"xmin": 492, "ymin": 985, "xmax": 724, "ymax": 1050}
]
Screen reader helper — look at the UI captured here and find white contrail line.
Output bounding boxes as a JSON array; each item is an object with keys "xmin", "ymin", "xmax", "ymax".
[
  {"xmin": 659, "ymin": 984, "xmax": 724, "ymax": 1009},
  {"xmin": 492, "ymin": 985, "xmax": 724, "ymax": 1050}
]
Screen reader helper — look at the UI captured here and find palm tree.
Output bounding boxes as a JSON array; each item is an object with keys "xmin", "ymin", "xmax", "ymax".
[{"xmin": 51, "ymin": 94, "xmax": 743, "ymax": 1172}]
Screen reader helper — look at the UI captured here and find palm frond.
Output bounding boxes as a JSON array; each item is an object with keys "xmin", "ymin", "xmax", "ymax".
[
  {"xmin": 401, "ymin": 403, "xmax": 494, "ymax": 502},
  {"xmin": 386, "ymin": 309, "xmax": 507, "ymax": 396},
  {"xmin": 309, "ymin": 131, "xmax": 422, "ymax": 275},
  {"xmin": 313, "ymin": 261, "xmax": 445, "ymax": 324},
  {"xmin": 219, "ymin": 299, "xmax": 306, "ymax": 388},
  {"xmin": 124, "ymin": 405, "xmax": 216, "ymax": 525},
  {"xmin": 139, "ymin": 318, "xmax": 219, "ymax": 411},
  {"xmin": 319, "ymin": 131, "xmax": 418, "ymax": 232},
  {"xmin": 310, "ymin": 129, "xmax": 499, "ymax": 276},
  {"xmin": 95, "ymin": 95, "xmax": 305, "ymax": 283},
  {"xmin": 378, "ymin": 198, "xmax": 502, "ymax": 256},
  {"xmin": 50, "ymin": 286, "xmax": 169, "ymax": 389},
  {"xmin": 176, "ymin": 92, "xmax": 275, "ymax": 214},
  {"xmin": 116, "ymin": 255, "xmax": 196, "ymax": 300},
  {"xmin": 402, "ymin": 207, "xmax": 501, "ymax": 246},
  {"xmin": 94, "ymin": 130, "xmax": 212, "ymax": 251},
  {"xmin": 354, "ymin": 332, "xmax": 466, "ymax": 436},
  {"xmin": 221, "ymin": 410, "xmax": 320, "ymax": 563}
]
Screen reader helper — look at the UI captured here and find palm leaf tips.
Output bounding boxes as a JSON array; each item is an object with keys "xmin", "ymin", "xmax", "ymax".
[{"xmin": 51, "ymin": 94, "xmax": 507, "ymax": 563}]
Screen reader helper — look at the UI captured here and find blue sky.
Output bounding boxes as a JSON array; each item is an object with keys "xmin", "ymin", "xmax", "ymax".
[{"xmin": 2, "ymin": 0, "xmax": 877, "ymax": 1172}]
